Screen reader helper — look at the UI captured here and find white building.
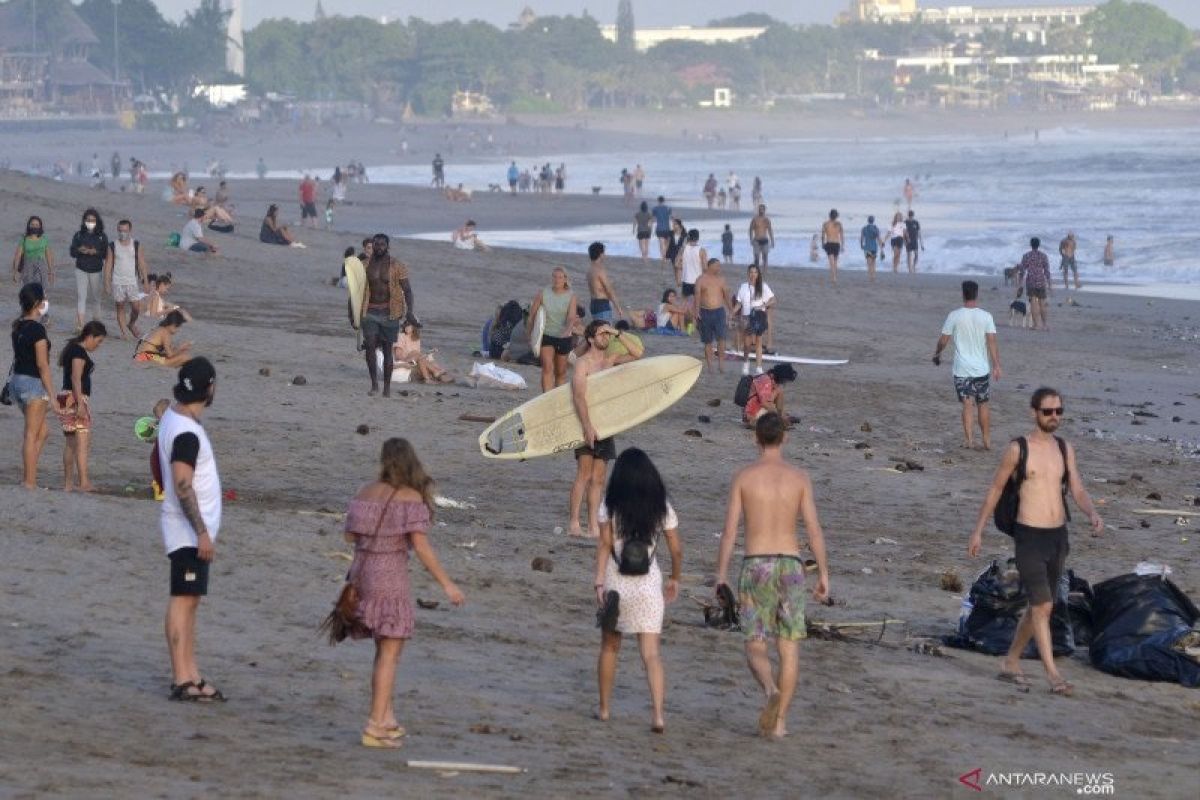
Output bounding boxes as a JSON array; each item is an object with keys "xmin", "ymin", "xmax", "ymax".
[
  {"xmin": 843, "ymin": 2, "xmax": 1095, "ymax": 42},
  {"xmin": 597, "ymin": 25, "xmax": 767, "ymax": 52}
]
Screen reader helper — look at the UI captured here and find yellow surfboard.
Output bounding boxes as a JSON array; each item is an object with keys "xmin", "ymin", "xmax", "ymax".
[
  {"xmin": 479, "ymin": 355, "xmax": 702, "ymax": 459},
  {"xmin": 345, "ymin": 255, "xmax": 366, "ymax": 330}
]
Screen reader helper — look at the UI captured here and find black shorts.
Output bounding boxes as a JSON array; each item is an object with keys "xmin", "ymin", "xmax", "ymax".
[
  {"xmin": 823, "ymin": 242, "xmax": 841, "ymax": 257},
  {"xmin": 1012, "ymin": 524, "xmax": 1069, "ymax": 606},
  {"xmin": 301, "ymin": 201, "xmax": 318, "ymax": 219},
  {"xmin": 362, "ymin": 311, "xmax": 401, "ymax": 345},
  {"xmin": 169, "ymin": 547, "xmax": 210, "ymax": 596},
  {"xmin": 746, "ymin": 309, "xmax": 769, "ymax": 336},
  {"xmin": 1026, "ymin": 287, "xmax": 1047, "ymax": 300},
  {"xmin": 681, "ymin": 282, "xmax": 695, "ymax": 298},
  {"xmin": 890, "ymin": 237, "xmax": 904, "ymax": 249},
  {"xmin": 575, "ymin": 436, "xmax": 616, "ymax": 461},
  {"xmin": 636, "ymin": 231, "xmax": 651, "ymax": 240},
  {"xmin": 655, "ymin": 230, "xmax": 671, "ymax": 241},
  {"xmin": 904, "ymin": 238, "xmax": 918, "ymax": 252},
  {"xmin": 540, "ymin": 334, "xmax": 572, "ymax": 356}
]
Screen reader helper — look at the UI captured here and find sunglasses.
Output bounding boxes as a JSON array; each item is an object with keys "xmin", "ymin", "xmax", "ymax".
[{"xmin": 1038, "ymin": 407, "xmax": 1065, "ymax": 417}]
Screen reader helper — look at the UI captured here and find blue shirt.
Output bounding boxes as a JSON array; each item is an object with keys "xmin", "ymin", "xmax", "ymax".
[
  {"xmin": 861, "ymin": 224, "xmax": 880, "ymax": 252},
  {"xmin": 507, "ymin": 165, "xmax": 519, "ymax": 182},
  {"xmin": 651, "ymin": 204, "xmax": 671, "ymax": 233}
]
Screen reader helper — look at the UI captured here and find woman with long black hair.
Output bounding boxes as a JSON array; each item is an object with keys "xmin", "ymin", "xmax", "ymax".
[
  {"xmin": 592, "ymin": 447, "xmax": 682, "ymax": 733},
  {"xmin": 8, "ymin": 283, "xmax": 62, "ymax": 488},
  {"xmin": 69, "ymin": 208, "xmax": 108, "ymax": 331}
]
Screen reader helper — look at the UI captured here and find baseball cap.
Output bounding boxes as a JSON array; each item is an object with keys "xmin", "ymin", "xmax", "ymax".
[{"xmin": 174, "ymin": 357, "xmax": 216, "ymax": 403}]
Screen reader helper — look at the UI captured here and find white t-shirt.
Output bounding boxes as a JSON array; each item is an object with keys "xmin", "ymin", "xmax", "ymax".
[
  {"xmin": 735, "ymin": 282, "xmax": 774, "ymax": 316},
  {"xmin": 680, "ymin": 243, "xmax": 703, "ymax": 285},
  {"xmin": 158, "ymin": 407, "xmax": 222, "ymax": 554},
  {"xmin": 180, "ymin": 219, "xmax": 203, "ymax": 250},
  {"xmin": 597, "ymin": 501, "xmax": 679, "ymax": 556},
  {"xmin": 941, "ymin": 306, "xmax": 997, "ymax": 378},
  {"xmin": 889, "ymin": 221, "xmax": 905, "ymax": 240}
]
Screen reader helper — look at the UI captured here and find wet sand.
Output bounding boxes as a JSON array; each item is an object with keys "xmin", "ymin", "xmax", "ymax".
[{"xmin": 0, "ymin": 168, "xmax": 1197, "ymax": 798}]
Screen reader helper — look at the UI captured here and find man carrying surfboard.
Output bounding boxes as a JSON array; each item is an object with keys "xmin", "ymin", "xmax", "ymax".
[
  {"xmin": 569, "ymin": 321, "xmax": 641, "ymax": 538},
  {"xmin": 361, "ymin": 234, "xmax": 414, "ymax": 398}
]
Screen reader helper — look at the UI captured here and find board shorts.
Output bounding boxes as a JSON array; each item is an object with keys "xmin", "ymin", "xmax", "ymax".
[
  {"xmin": 823, "ymin": 242, "xmax": 841, "ymax": 257},
  {"xmin": 112, "ymin": 283, "xmax": 141, "ymax": 303},
  {"xmin": 301, "ymin": 201, "xmax": 318, "ymax": 219},
  {"xmin": 681, "ymin": 282, "xmax": 695, "ymax": 298},
  {"xmin": 745, "ymin": 309, "xmax": 769, "ymax": 336},
  {"xmin": 575, "ymin": 436, "xmax": 616, "ymax": 462},
  {"xmin": 954, "ymin": 374, "xmax": 990, "ymax": 404},
  {"xmin": 361, "ymin": 311, "xmax": 401, "ymax": 345},
  {"xmin": 55, "ymin": 391, "xmax": 91, "ymax": 434},
  {"xmin": 738, "ymin": 554, "xmax": 807, "ymax": 641},
  {"xmin": 1012, "ymin": 524, "xmax": 1068, "ymax": 606},
  {"xmin": 169, "ymin": 546, "xmax": 210, "ymax": 596},
  {"xmin": 1026, "ymin": 286, "xmax": 1047, "ymax": 300},
  {"xmin": 540, "ymin": 334, "xmax": 573, "ymax": 356},
  {"xmin": 590, "ymin": 299, "xmax": 613, "ymax": 322},
  {"xmin": 698, "ymin": 307, "xmax": 726, "ymax": 344}
]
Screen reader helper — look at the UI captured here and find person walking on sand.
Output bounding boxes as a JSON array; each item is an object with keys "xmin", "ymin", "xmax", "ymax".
[
  {"xmin": 721, "ymin": 224, "xmax": 734, "ymax": 265},
  {"xmin": 69, "ymin": 209, "xmax": 109, "ymax": 331},
  {"xmin": 342, "ymin": 438, "xmax": 466, "ymax": 747},
  {"xmin": 703, "ymin": 174, "xmax": 718, "ymax": 209},
  {"xmin": 362, "ymin": 234, "xmax": 414, "ymax": 398},
  {"xmin": 695, "ymin": 258, "xmax": 731, "ymax": 374},
  {"xmin": 651, "ymin": 197, "xmax": 672, "ymax": 261},
  {"xmin": 633, "ymin": 202, "xmax": 653, "ymax": 263},
  {"xmin": 594, "ymin": 448, "xmax": 682, "ymax": 733},
  {"xmin": 159, "ymin": 357, "xmax": 227, "ymax": 702},
  {"xmin": 933, "ymin": 281, "xmax": 1001, "ymax": 450},
  {"xmin": 664, "ymin": 218, "xmax": 686, "ymax": 273},
  {"xmin": 888, "ymin": 212, "xmax": 905, "ymax": 274},
  {"xmin": 9, "ymin": 283, "xmax": 64, "ymax": 489},
  {"xmin": 104, "ymin": 219, "xmax": 148, "ymax": 339},
  {"xmin": 716, "ymin": 412, "xmax": 830, "ymax": 738},
  {"xmin": 734, "ymin": 264, "xmax": 774, "ymax": 375},
  {"xmin": 860, "ymin": 215, "xmax": 883, "ymax": 283},
  {"xmin": 528, "ymin": 266, "xmax": 578, "ymax": 393},
  {"xmin": 569, "ymin": 321, "xmax": 629, "ymax": 538},
  {"xmin": 968, "ymin": 387, "xmax": 1104, "ymax": 697},
  {"xmin": 821, "ymin": 209, "xmax": 844, "ymax": 285},
  {"xmin": 58, "ymin": 321, "xmax": 106, "ymax": 492},
  {"xmin": 1017, "ymin": 237, "xmax": 1052, "ymax": 331},
  {"xmin": 749, "ymin": 205, "xmax": 774, "ymax": 271},
  {"xmin": 1058, "ymin": 231, "xmax": 1079, "ymax": 290},
  {"xmin": 587, "ymin": 242, "xmax": 624, "ymax": 323},
  {"xmin": 904, "ymin": 210, "xmax": 923, "ymax": 273},
  {"xmin": 431, "ymin": 154, "xmax": 445, "ymax": 189},
  {"xmin": 12, "ymin": 216, "xmax": 55, "ymax": 291},
  {"xmin": 674, "ymin": 230, "xmax": 706, "ymax": 325},
  {"xmin": 299, "ymin": 175, "xmax": 319, "ymax": 230}
]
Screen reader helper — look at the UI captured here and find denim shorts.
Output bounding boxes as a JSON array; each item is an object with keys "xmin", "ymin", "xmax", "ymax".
[{"xmin": 8, "ymin": 373, "xmax": 49, "ymax": 410}]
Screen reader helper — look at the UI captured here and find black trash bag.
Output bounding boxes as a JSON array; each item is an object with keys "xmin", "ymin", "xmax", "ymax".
[
  {"xmin": 1067, "ymin": 570, "xmax": 1095, "ymax": 648},
  {"xmin": 944, "ymin": 559, "xmax": 1074, "ymax": 658},
  {"xmin": 1088, "ymin": 573, "xmax": 1200, "ymax": 687}
]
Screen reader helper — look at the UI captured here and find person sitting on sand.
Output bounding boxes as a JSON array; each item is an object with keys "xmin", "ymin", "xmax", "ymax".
[
  {"xmin": 190, "ymin": 188, "xmax": 234, "ymax": 231},
  {"xmin": 655, "ymin": 289, "xmax": 687, "ymax": 332},
  {"xmin": 260, "ymin": 205, "xmax": 301, "ymax": 247},
  {"xmin": 742, "ymin": 364, "xmax": 797, "ymax": 427},
  {"xmin": 392, "ymin": 321, "xmax": 453, "ymax": 383},
  {"xmin": 169, "ymin": 172, "xmax": 190, "ymax": 205},
  {"xmin": 594, "ymin": 447, "xmax": 683, "ymax": 734},
  {"xmin": 145, "ymin": 273, "xmax": 192, "ymax": 323},
  {"xmin": 179, "ymin": 209, "xmax": 218, "ymax": 256},
  {"xmin": 134, "ymin": 311, "xmax": 192, "ymax": 367},
  {"xmin": 451, "ymin": 220, "xmax": 490, "ymax": 252},
  {"xmin": 444, "ymin": 184, "xmax": 472, "ymax": 203}
]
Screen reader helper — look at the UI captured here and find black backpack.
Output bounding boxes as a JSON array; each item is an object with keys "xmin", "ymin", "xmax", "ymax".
[
  {"xmin": 616, "ymin": 532, "xmax": 659, "ymax": 576},
  {"xmin": 733, "ymin": 374, "xmax": 755, "ymax": 408},
  {"xmin": 994, "ymin": 436, "xmax": 1070, "ymax": 536}
]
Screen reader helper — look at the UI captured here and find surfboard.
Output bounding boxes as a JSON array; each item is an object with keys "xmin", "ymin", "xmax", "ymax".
[
  {"xmin": 344, "ymin": 255, "xmax": 366, "ymax": 330},
  {"xmin": 528, "ymin": 307, "xmax": 546, "ymax": 351},
  {"xmin": 723, "ymin": 349, "xmax": 848, "ymax": 366},
  {"xmin": 479, "ymin": 355, "xmax": 702, "ymax": 459}
]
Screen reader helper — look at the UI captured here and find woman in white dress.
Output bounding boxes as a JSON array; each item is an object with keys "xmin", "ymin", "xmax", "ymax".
[
  {"xmin": 593, "ymin": 448, "xmax": 682, "ymax": 733},
  {"xmin": 733, "ymin": 264, "xmax": 775, "ymax": 375}
]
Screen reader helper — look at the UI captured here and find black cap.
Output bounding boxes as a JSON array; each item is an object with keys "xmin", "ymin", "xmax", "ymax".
[{"xmin": 174, "ymin": 357, "xmax": 216, "ymax": 403}]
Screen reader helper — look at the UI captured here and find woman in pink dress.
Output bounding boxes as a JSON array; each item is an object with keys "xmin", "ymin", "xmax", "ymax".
[{"xmin": 344, "ymin": 438, "xmax": 465, "ymax": 748}]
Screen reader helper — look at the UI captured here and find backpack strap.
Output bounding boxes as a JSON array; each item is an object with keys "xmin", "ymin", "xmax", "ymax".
[
  {"xmin": 1055, "ymin": 435, "xmax": 1072, "ymax": 521},
  {"xmin": 1014, "ymin": 436, "xmax": 1028, "ymax": 484}
]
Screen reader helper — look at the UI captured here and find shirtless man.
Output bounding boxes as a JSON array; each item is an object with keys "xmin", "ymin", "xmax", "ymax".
[
  {"xmin": 716, "ymin": 412, "xmax": 830, "ymax": 738},
  {"xmin": 694, "ymin": 258, "xmax": 731, "ymax": 374},
  {"xmin": 361, "ymin": 234, "xmax": 414, "ymax": 397},
  {"xmin": 820, "ymin": 209, "xmax": 844, "ymax": 285},
  {"xmin": 1058, "ymin": 232, "xmax": 1079, "ymax": 290},
  {"xmin": 569, "ymin": 321, "xmax": 642, "ymax": 538},
  {"xmin": 968, "ymin": 387, "xmax": 1104, "ymax": 696},
  {"xmin": 586, "ymin": 242, "xmax": 623, "ymax": 323},
  {"xmin": 749, "ymin": 205, "xmax": 774, "ymax": 271}
]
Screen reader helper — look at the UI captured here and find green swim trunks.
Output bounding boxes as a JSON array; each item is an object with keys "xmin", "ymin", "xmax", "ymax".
[{"xmin": 738, "ymin": 554, "xmax": 807, "ymax": 641}]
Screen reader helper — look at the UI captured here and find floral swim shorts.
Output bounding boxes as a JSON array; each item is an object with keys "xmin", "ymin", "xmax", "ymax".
[
  {"xmin": 55, "ymin": 391, "xmax": 92, "ymax": 434},
  {"xmin": 738, "ymin": 554, "xmax": 807, "ymax": 641}
]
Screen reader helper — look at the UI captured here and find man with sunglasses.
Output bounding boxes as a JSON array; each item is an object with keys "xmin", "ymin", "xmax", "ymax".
[{"xmin": 967, "ymin": 387, "xmax": 1104, "ymax": 697}]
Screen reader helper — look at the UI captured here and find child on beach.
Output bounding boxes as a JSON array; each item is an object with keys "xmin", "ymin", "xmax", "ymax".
[
  {"xmin": 324, "ymin": 199, "xmax": 335, "ymax": 231},
  {"xmin": 145, "ymin": 274, "xmax": 193, "ymax": 322},
  {"xmin": 721, "ymin": 224, "xmax": 734, "ymax": 265}
]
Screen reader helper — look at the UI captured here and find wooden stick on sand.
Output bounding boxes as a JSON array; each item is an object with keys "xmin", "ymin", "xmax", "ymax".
[{"xmin": 406, "ymin": 760, "xmax": 525, "ymax": 774}]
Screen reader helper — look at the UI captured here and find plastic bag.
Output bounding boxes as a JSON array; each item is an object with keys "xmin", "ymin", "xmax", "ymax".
[
  {"xmin": 470, "ymin": 362, "xmax": 526, "ymax": 390},
  {"xmin": 1088, "ymin": 573, "xmax": 1200, "ymax": 686},
  {"xmin": 944, "ymin": 559, "xmax": 1074, "ymax": 658}
]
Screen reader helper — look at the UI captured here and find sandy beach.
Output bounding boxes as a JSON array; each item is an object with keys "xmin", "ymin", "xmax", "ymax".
[{"xmin": 0, "ymin": 148, "xmax": 1198, "ymax": 800}]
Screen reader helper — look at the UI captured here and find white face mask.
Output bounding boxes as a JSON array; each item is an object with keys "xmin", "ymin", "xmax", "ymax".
[
  {"xmin": 38, "ymin": 301, "xmax": 49, "ymax": 316},
  {"xmin": 85, "ymin": 221, "xmax": 96, "ymax": 232},
  {"xmin": 118, "ymin": 231, "xmax": 131, "ymax": 241}
]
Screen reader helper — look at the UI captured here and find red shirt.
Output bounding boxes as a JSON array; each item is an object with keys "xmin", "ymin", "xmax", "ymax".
[
  {"xmin": 299, "ymin": 179, "xmax": 316, "ymax": 204},
  {"xmin": 743, "ymin": 374, "xmax": 778, "ymax": 420}
]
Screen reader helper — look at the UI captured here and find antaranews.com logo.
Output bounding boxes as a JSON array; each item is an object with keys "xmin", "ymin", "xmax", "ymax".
[{"xmin": 959, "ymin": 768, "xmax": 1116, "ymax": 794}]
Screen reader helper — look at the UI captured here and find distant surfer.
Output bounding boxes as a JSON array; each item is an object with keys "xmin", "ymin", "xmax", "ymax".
[{"xmin": 820, "ymin": 209, "xmax": 844, "ymax": 286}]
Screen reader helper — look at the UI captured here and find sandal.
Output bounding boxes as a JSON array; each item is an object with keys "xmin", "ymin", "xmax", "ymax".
[
  {"xmin": 1050, "ymin": 680, "xmax": 1074, "ymax": 697},
  {"xmin": 995, "ymin": 671, "xmax": 1032, "ymax": 691},
  {"xmin": 169, "ymin": 681, "xmax": 214, "ymax": 702},
  {"xmin": 362, "ymin": 730, "xmax": 403, "ymax": 749}
]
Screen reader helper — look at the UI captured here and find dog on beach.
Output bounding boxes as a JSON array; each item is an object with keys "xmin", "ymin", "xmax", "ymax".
[
  {"xmin": 1003, "ymin": 266, "xmax": 1019, "ymax": 286},
  {"xmin": 1008, "ymin": 299, "xmax": 1031, "ymax": 328}
]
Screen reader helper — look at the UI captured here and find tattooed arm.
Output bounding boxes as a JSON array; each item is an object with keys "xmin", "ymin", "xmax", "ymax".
[{"xmin": 170, "ymin": 433, "xmax": 213, "ymax": 561}]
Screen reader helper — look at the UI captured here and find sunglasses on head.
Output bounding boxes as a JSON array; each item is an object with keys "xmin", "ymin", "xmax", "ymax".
[{"xmin": 1038, "ymin": 407, "xmax": 1064, "ymax": 417}]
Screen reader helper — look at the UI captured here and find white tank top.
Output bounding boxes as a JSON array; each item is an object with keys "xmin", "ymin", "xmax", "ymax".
[
  {"xmin": 158, "ymin": 407, "xmax": 222, "ymax": 553},
  {"xmin": 680, "ymin": 243, "xmax": 703, "ymax": 284},
  {"xmin": 112, "ymin": 239, "xmax": 137, "ymax": 284}
]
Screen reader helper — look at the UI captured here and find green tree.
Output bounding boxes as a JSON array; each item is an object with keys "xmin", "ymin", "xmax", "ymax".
[
  {"xmin": 76, "ymin": 0, "xmax": 180, "ymax": 91},
  {"xmin": 616, "ymin": 0, "xmax": 635, "ymax": 53},
  {"xmin": 176, "ymin": 0, "xmax": 232, "ymax": 86},
  {"xmin": 1085, "ymin": 0, "xmax": 1191, "ymax": 66}
]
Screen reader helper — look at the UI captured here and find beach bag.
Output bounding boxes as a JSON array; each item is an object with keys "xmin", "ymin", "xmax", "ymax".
[
  {"xmin": 0, "ymin": 366, "xmax": 12, "ymax": 406},
  {"xmin": 733, "ymin": 374, "xmax": 754, "ymax": 408},
  {"xmin": 167, "ymin": 233, "xmax": 181, "ymax": 248},
  {"xmin": 994, "ymin": 436, "xmax": 1069, "ymax": 536},
  {"xmin": 616, "ymin": 536, "xmax": 655, "ymax": 576},
  {"xmin": 319, "ymin": 489, "xmax": 397, "ymax": 644}
]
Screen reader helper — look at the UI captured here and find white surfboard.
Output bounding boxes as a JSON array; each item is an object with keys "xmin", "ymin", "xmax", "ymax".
[
  {"xmin": 479, "ymin": 355, "xmax": 702, "ymax": 459},
  {"xmin": 345, "ymin": 255, "xmax": 366, "ymax": 330},
  {"xmin": 529, "ymin": 307, "xmax": 546, "ymax": 351},
  {"xmin": 724, "ymin": 349, "xmax": 848, "ymax": 366}
]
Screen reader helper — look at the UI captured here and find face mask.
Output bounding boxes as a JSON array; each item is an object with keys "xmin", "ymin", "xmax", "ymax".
[
  {"xmin": 85, "ymin": 221, "xmax": 96, "ymax": 232},
  {"xmin": 118, "ymin": 232, "xmax": 131, "ymax": 241},
  {"xmin": 27, "ymin": 226, "xmax": 41, "ymax": 236},
  {"xmin": 38, "ymin": 301, "xmax": 49, "ymax": 316}
]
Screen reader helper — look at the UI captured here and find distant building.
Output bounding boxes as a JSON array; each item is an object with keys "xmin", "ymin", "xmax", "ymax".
[
  {"xmin": 842, "ymin": 2, "xmax": 1095, "ymax": 43},
  {"xmin": 0, "ymin": 0, "xmax": 127, "ymax": 116},
  {"xmin": 510, "ymin": 6, "xmax": 538, "ymax": 31},
  {"xmin": 597, "ymin": 25, "xmax": 767, "ymax": 52},
  {"xmin": 848, "ymin": 0, "xmax": 918, "ymax": 22}
]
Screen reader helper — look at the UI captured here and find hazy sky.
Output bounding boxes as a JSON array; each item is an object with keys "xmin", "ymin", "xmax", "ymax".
[{"xmin": 152, "ymin": 1, "xmax": 1200, "ymax": 30}]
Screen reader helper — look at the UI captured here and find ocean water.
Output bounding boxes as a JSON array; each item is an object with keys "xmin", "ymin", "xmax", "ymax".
[{"xmin": 367, "ymin": 126, "xmax": 1200, "ymax": 286}]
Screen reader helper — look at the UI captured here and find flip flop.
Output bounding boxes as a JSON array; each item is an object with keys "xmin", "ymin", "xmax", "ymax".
[
  {"xmin": 1050, "ymin": 680, "xmax": 1074, "ymax": 697},
  {"xmin": 361, "ymin": 732, "xmax": 403, "ymax": 749},
  {"xmin": 996, "ymin": 671, "xmax": 1032, "ymax": 691},
  {"xmin": 757, "ymin": 693, "xmax": 782, "ymax": 737}
]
